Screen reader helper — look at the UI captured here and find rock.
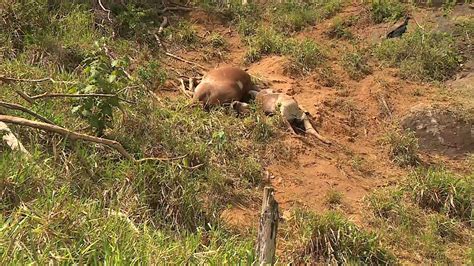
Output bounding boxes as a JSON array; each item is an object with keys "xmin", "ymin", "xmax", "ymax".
[{"xmin": 401, "ymin": 104, "xmax": 473, "ymax": 158}]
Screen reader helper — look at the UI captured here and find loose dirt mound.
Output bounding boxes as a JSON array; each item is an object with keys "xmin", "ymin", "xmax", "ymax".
[{"xmin": 402, "ymin": 104, "xmax": 474, "ymax": 157}]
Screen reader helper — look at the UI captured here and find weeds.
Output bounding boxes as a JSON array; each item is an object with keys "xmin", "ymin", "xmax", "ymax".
[
  {"xmin": 326, "ymin": 17, "xmax": 354, "ymax": 39},
  {"xmin": 244, "ymin": 27, "xmax": 324, "ymax": 73},
  {"xmin": 384, "ymin": 129, "xmax": 420, "ymax": 167},
  {"xmin": 375, "ymin": 29, "xmax": 461, "ymax": 81},
  {"xmin": 408, "ymin": 168, "xmax": 473, "ymax": 221},
  {"xmin": 270, "ymin": 0, "xmax": 344, "ymax": 34},
  {"xmin": 325, "ymin": 189, "xmax": 343, "ymax": 206},
  {"xmin": 369, "ymin": 0, "xmax": 407, "ymax": 23},
  {"xmin": 300, "ymin": 212, "xmax": 395, "ymax": 264},
  {"xmin": 342, "ymin": 50, "xmax": 372, "ymax": 80}
]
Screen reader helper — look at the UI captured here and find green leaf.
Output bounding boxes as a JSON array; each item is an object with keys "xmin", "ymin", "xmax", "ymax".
[{"xmin": 108, "ymin": 74, "xmax": 117, "ymax": 83}]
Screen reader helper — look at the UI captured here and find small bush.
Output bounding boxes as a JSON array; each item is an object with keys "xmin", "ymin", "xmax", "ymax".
[
  {"xmin": 375, "ymin": 29, "xmax": 461, "ymax": 81},
  {"xmin": 165, "ymin": 21, "xmax": 199, "ymax": 47},
  {"xmin": 325, "ymin": 190, "xmax": 343, "ymax": 206},
  {"xmin": 327, "ymin": 18, "xmax": 354, "ymax": 39},
  {"xmin": 288, "ymin": 39, "xmax": 324, "ymax": 74},
  {"xmin": 366, "ymin": 188, "xmax": 420, "ymax": 229},
  {"xmin": 384, "ymin": 130, "xmax": 420, "ymax": 167},
  {"xmin": 369, "ymin": 0, "xmax": 406, "ymax": 23},
  {"xmin": 301, "ymin": 212, "xmax": 395, "ymax": 264},
  {"xmin": 408, "ymin": 169, "xmax": 473, "ymax": 221},
  {"xmin": 209, "ymin": 33, "xmax": 227, "ymax": 49},
  {"xmin": 342, "ymin": 51, "xmax": 371, "ymax": 80}
]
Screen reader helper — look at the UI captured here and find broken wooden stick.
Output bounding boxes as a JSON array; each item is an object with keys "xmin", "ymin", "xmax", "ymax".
[
  {"xmin": 0, "ymin": 100, "xmax": 55, "ymax": 124},
  {"xmin": 256, "ymin": 187, "xmax": 279, "ymax": 266}
]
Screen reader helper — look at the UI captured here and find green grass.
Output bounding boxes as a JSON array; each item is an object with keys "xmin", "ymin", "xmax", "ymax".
[
  {"xmin": 365, "ymin": 171, "xmax": 473, "ymax": 264},
  {"xmin": 325, "ymin": 190, "xmax": 343, "ymax": 206},
  {"xmin": 375, "ymin": 29, "xmax": 461, "ymax": 82},
  {"xmin": 298, "ymin": 211, "xmax": 395, "ymax": 264},
  {"xmin": 326, "ymin": 17, "xmax": 354, "ymax": 39},
  {"xmin": 408, "ymin": 168, "xmax": 473, "ymax": 221},
  {"xmin": 269, "ymin": 0, "xmax": 344, "ymax": 34},
  {"xmin": 384, "ymin": 129, "xmax": 421, "ymax": 167},
  {"xmin": 368, "ymin": 0, "xmax": 407, "ymax": 23},
  {"xmin": 244, "ymin": 27, "xmax": 325, "ymax": 73},
  {"xmin": 341, "ymin": 50, "xmax": 372, "ymax": 80}
]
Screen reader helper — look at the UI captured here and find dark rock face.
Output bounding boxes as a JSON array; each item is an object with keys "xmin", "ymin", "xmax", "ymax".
[{"xmin": 402, "ymin": 105, "xmax": 474, "ymax": 158}]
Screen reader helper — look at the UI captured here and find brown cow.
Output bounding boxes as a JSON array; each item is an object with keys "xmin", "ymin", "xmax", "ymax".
[{"xmin": 183, "ymin": 65, "xmax": 258, "ymax": 107}]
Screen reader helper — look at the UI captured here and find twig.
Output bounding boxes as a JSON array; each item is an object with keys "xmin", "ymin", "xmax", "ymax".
[
  {"xmin": 0, "ymin": 114, "xmax": 133, "ymax": 160},
  {"xmin": 98, "ymin": 0, "xmax": 112, "ymax": 21},
  {"xmin": 160, "ymin": 6, "xmax": 195, "ymax": 13},
  {"xmin": 136, "ymin": 154, "xmax": 187, "ymax": 163},
  {"xmin": 158, "ymin": 16, "xmax": 168, "ymax": 35},
  {"xmin": 0, "ymin": 100, "xmax": 55, "ymax": 124},
  {"xmin": 16, "ymin": 92, "xmax": 134, "ymax": 104},
  {"xmin": 178, "ymin": 78, "xmax": 193, "ymax": 98},
  {"xmin": 0, "ymin": 115, "xmax": 187, "ymax": 163},
  {"xmin": 378, "ymin": 94, "xmax": 392, "ymax": 119},
  {"xmin": 164, "ymin": 52, "xmax": 208, "ymax": 72},
  {"xmin": 0, "ymin": 75, "xmax": 77, "ymax": 84}
]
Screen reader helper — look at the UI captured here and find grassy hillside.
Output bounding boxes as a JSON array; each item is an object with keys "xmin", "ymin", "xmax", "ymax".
[{"xmin": 1, "ymin": 0, "xmax": 472, "ymax": 264}]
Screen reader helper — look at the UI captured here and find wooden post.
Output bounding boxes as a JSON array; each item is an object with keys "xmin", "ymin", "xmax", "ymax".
[{"xmin": 256, "ymin": 187, "xmax": 279, "ymax": 265}]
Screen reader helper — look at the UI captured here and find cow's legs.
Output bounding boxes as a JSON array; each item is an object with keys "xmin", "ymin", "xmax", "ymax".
[
  {"xmin": 231, "ymin": 101, "xmax": 250, "ymax": 115},
  {"xmin": 301, "ymin": 113, "xmax": 331, "ymax": 144}
]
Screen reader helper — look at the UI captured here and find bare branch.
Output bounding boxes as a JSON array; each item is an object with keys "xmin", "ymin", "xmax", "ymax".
[
  {"xmin": 0, "ymin": 100, "xmax": 55, "ymax": 124},
  {"xmin": 0, "ymin": 75, "xmax": 77, "ymax": 84},
  {"xmin": 164, "ymin": 52, "xmax": 208, "ymax": 72},
  {"xmin": 98, "ymin": 0, "xmax": 112, "ymax": 21},
  {"xmin": 0, "ymin": 115, "xmax": 187, "ymax": 163},
  {"xmin": 12, "ymin": 91, "xmax": 134, "ymax": 104},
  {"xmin": 0, "ymin": 115, "xmax": 133, "ymax": 160}
]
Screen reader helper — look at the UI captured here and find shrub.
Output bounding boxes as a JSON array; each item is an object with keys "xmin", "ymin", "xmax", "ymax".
[
  {"xmin": 384, "ymin": 130, "xmax": 420, "ymax": 167},
  {"xmin": 375, "ymin": 29, "xmax": 461, "ymax": 81},
  {"xmin": 326, "ymin": 18, "xmax": 354, "ymax": 39},
  {"xmin": 408, "ymin": 169, "xmax": 473, "ymax": 221},
  {"xmin": 369, "ymin": 0, "xmax": 406, "ymax": 23},
  {"xmin": 301, "ymin": 212, "xmax": 395, "ymax": 264}
]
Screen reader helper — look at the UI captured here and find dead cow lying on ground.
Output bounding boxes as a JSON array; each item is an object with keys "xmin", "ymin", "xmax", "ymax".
[
  {"xmin": 181, "ymin": 65, "xmax": 257, "ymax": 107},
  {"xmin": 182, "ymin": 65, "xmax": 330, "ymax": 144}
]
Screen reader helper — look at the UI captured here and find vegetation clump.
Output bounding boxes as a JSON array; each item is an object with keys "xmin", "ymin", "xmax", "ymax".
[
  {"xmin": 342, "ymin": 51, "xmax": 372, "ymax": 80},
  {"xmin": 300, "ymin": 212, "xmax": 395, "ymax": 264},
  {"xmin": 269, "ymin": 0, "xmax": 344, "ymax": 34},
  {"xmin": 408, "ymin": 168, "xmax": 473, "ymax": 221},
  {"xmin": 244, "ymin": 27, "xmax": 325, "ymax": 73},
  {"xmin": 384, "ymin": 129, "xmax": 421, "ymax": 167},
  {"xmin": 375, "ymin": 29, "xmax": 461, "ymax": 81},
  {"xmin": 369, "ymin": 0, "xmax": 407, "ymax": 23}
]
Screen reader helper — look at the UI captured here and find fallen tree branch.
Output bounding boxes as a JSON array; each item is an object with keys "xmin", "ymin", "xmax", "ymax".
[
  {"xmin": 0, "ymin": 115, "xmax": 134, "ymax": 160},
  {"xmin": 136, "ymin": 154, "xmax": 187, "ymax": 163},
  {"xmin": 15, "ymin": 92, "xmax": 134, "ymax": 104},
  {"xmin": 178, "ymin": 78, "xmax": 193, "ymax": 98},
  {"xmin": 0, "ymin": 75, "xmax": 77, "ymax": 84},
  {"xmin": 164, "ymin": 52, "xmax": 208, "ymax": 72},
  {"xmin": 0, "ymin": 100, "xmax": 55, "ymax": 124},
  {"xmin": 0, "ymin": 115, "xmax": 188, "ymax": 163}
]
